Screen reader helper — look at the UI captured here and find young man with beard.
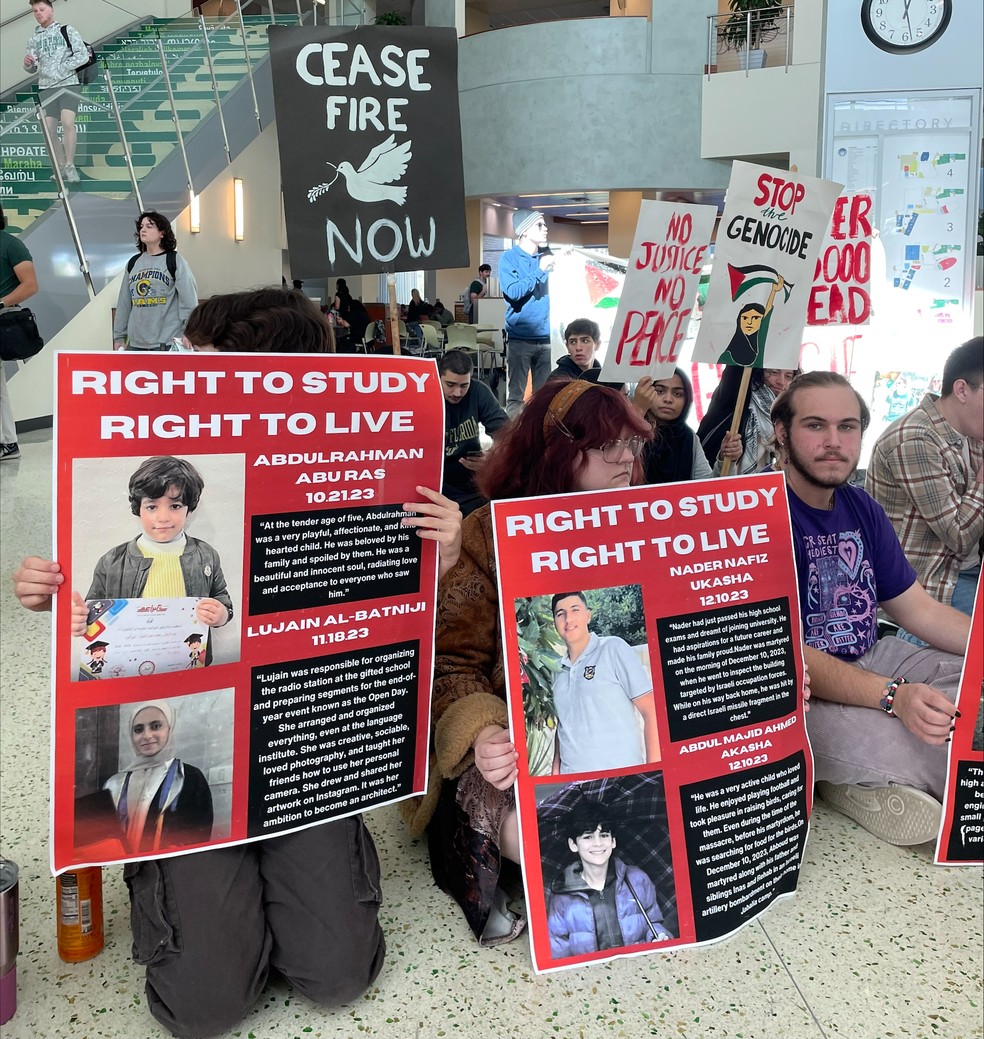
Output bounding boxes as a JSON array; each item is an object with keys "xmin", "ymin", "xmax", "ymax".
[{"xmin": 772, "ymin": 372, "xmax": 970, "ymax": 846}]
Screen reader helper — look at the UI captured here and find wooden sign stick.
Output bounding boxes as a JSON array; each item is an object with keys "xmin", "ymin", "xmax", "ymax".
[
  {"xmin": 719, "ymin": 365, "xmax": 753, "ymax": 477},
  {"xmin": 386, "ymin": 274, "xmax": 401, "ymax": 355}
]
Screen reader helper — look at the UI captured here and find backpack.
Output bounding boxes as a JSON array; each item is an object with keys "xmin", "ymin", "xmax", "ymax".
[
  {"xmin": 59, "ymin": 26, "xmax": 98, "ymax": 86},
  {"xmin": 127, "ymin": 251, "xmax": 177, "ymax": 281}
]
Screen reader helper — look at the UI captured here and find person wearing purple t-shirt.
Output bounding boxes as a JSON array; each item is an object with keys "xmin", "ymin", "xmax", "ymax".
[{"xmin": 772, "ymin": 372, "xmax": 970, "ymax": 847}]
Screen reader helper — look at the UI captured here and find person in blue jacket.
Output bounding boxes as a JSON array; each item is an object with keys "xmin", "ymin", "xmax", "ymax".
[
  {"xmin": 498, "ymin": 209, "xmax": 556, "ymax": 416},
  {"xmin": 547, "ymin": 811, "xmax": 672, "ymax": 959}
]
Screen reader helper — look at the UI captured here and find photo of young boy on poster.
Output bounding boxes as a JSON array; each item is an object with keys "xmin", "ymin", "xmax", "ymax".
[
  {"xmin": 516, "ymin": 585, "xmax": 659, "ymax": 777},
  {"xmin": 535, "ymin": 773, "xmax": 677, "ymax": 964},
  {"xmin": 69, "ymin": 453, "xmax": 244, "ymax": 679},
  {"xmin": 73, "ymin": 688, "xmax": 234, "ymax": 859}
]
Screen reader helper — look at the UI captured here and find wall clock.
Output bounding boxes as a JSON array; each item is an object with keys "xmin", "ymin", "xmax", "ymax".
[{"xmin": 861, "ymin": 0, "xmax": 952, "ymax": 54}]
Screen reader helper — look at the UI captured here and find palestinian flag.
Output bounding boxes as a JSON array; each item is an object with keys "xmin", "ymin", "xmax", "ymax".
[
  {"xmin": 585, "ymin": 263, "xmax": 620, "ymax": 309},
  {"xmin": 727, "ymin": 263, "xmax": 794, "ymax": 303}
]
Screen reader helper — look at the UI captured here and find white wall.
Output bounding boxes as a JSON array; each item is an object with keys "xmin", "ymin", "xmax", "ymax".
[{"xmin": 701, "ymin": 0, "xmax": 824, "ymax": 173}]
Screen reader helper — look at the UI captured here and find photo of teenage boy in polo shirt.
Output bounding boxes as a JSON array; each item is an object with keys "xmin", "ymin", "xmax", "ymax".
[{"xmin": 549, "ymin": 589, "xmax": 659, "ymax": 775}]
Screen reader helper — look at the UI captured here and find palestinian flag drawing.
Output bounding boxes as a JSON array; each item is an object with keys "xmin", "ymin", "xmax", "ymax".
[
  {"xmin": 717, "ymin": 264, "xmax": 790, "ymax": 366},
  {"xmin": 727, "ymin": 263, "xmax": 794, "ymax": 303}
]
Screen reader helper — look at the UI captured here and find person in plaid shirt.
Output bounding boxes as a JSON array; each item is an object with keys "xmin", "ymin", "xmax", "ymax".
[{"xmin": 866, "ymin": 337, "xmax": 983, "ymax": 635}]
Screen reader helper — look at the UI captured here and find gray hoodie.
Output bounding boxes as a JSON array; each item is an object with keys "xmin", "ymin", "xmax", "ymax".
[
  {"xmin": 113, "ymin": 251, "xmax": 199, "ymax": 348},
  {"xmin": 27, "ymin": 21, "xmax": 87, "ymax": 90}
]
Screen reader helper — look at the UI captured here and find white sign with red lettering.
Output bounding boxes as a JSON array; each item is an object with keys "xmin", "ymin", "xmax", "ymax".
[{"xmin": 598, "ymin": 201, "xmax": 716, "ymax": 384}]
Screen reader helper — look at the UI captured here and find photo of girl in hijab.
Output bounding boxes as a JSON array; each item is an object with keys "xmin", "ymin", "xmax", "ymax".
[{"xmin": 103, "ymin": 699, "xmax": 213, "ymax": 854}]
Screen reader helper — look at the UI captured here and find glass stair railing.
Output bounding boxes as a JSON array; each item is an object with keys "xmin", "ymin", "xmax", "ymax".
[{"xmin": 0, "ymin": 11, "xmax": 298, "ymax": 235}]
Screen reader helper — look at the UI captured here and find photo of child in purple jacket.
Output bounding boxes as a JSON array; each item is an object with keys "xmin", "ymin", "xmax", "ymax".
[{"xmin": 546, "ymin": 808, "xmax": 672, "ymax": 959}]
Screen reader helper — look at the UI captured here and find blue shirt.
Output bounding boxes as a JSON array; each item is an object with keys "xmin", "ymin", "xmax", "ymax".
[{"xmin": 498, "ymin": 244, "xmax": 550, "ymax": 340}]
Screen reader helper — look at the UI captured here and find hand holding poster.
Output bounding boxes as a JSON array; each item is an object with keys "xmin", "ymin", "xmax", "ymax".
[
  {"xmin": 598, "ymin": 201, "xmax": 716, "ymax": 384},
  {"xmin": 693, "ymin": 162, "xmax": 843, "ymax": 370},
  {"xmin": 492, "ymin": 474, "xmax": 812, "ymax": 971},
  {"xmin": 808, "ymin": 193, "xmax": 873, "ymax": 326},
  {"xmin": 53, "ymin": 353, "xmax": 444, "ymax": 872},
  {"xmin": 269, "ymin": 26, "xmax": 468, "ymax": 278},
  {"xmin": 936, "ymin": 574, "xmax": 984, "ymax": 865}
]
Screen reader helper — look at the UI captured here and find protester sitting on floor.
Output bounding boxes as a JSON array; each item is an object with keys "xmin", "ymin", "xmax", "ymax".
[
  {"xmin": 865, "ymin": 337, "xmax": 982, "ymax": 627},
  {"xmin": 440, "ymin": 349, "xmax": 508, "ymax": 517},
  {"xmin": 402, "ymin": 378, "xmax": 655, "ymax": 946},
  {"xmin": 13, "ymin": 286, "xmax": 461, "ymax": 1039},
  {"xmin": 634, "ymin": 368, "xmax": 740, "ymax": 484},
  {"xmin": 772, "ymin": 371, "xmax": 969, "ymax": 847}
]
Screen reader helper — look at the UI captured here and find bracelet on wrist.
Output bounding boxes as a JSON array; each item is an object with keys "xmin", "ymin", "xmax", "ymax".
[{"xmin": 879, "ymin": 676, "xmax": 906, "ymax": 716}]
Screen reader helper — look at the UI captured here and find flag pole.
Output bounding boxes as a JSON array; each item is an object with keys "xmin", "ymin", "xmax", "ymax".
[{"xmin": 719, "ymin": 365, "xmax": 753, "ymax": 477}]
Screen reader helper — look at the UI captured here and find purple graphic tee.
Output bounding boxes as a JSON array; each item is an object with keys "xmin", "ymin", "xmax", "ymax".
[{"xmin": 786, "ymin": 483, "xmax": 916, "ymax": 660}]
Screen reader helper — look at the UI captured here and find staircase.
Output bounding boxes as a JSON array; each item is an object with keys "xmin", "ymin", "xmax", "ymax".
[{"xmin": 0, "ymin": 13, "xmax": 293, "ymax": 236}]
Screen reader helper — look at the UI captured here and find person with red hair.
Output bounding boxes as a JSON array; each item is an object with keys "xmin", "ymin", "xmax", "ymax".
[{"xmin": 402, "ymin": 378, "xmax": 652, "ymax": 945}]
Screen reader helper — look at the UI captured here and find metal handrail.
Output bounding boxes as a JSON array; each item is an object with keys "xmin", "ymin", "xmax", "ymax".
[
  {"xmin": 705, "ymin": 6, "xmax": 795, "ymax": 78},
  {"xmin": 199, "ymin": 13, "xmax": 232, "ymax": 165},
  {"xmin": 156, "ymin": 30, "xmax": 196, "ymax": 196},
  {"xmin": 235, "ymin": 0, "xmax": 263, "ymax": 133},
  {"xmin": 101, "ymin": 63, "xmax": 145, "ymax": 211},
  {"xmin": 35, "ymin": 102, "xmax": 95, "ymax": 301}
]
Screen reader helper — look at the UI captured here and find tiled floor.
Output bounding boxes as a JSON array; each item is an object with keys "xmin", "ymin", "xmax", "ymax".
[{"xmin": 2, "ymin": 431, "xmax": 982, "ymax": 1039}]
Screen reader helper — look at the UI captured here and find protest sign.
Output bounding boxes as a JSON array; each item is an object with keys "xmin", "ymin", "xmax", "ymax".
[
  {"xmin": 52, "ymin": 353, "xmax": 443, "ymax": 873},
  {"xmin": 598, "ymin": 201, "xmax": 716, "ymax": 384},
  {"xmin": 807, "ymin": 194, "xmax": 873, "ymax": 326},
  {"xmin": 693, "ymin": 162, "xmax": 842, "ymax": 370},
  {"xmin": 492, "ymin": 473, "xmax": 812, "ymax": 971},
  {"xmin": 936, "ymin": 575, "xmax": 983, "ymax": 866},
  {"xmin": 269, "ymin": 25, "xmax": 468, "ymax": 278}
]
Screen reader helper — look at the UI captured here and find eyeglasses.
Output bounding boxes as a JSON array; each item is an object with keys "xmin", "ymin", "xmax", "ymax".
[{"xmin": 591, "ymin": 436, "xmax": 646, "ymax": 463}]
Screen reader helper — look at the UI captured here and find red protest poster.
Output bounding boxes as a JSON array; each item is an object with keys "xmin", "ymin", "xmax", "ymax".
[
  {"xmin": 492, "ymin": 472, "xmax": 811, "ymax": 972},
  {"xmin": 935, "ymin": 574, "xmax": 984, "ymax": 865},
  {"xmin": 807, "ymin": 193, "xmax": 873, "ymax": 326},
  {"xmin": 52, "ymin": 353, "xmax": 443, "ymax": 873}
]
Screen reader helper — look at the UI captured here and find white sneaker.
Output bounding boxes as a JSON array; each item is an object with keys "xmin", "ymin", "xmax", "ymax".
[
  {"xmin": 816, "ymin": 782, "xmax": 942, "ymax": 846},
  {"xmin": 63, "ymin": 165, "xmax": 80, "ymax": 183}
]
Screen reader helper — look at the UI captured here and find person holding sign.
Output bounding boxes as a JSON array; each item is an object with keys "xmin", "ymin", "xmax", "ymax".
[
  {"xmin": 549, "ymin": 592, "xmax": 658, "ymax": 774},
  {"xmin": 772, "ymin": 372, "xmax": 970, "ymax": 846},
  {"xmin": 500, "ymin": 210, "xmax": 555, "ymax": 416},
  {"xmin": 547, "ymin": 812, "xmax": 672, "ymax": 959},
  {"xmin": 698, "ymin": 365, "xmax": 798, "ymax": 476},
  {"xmin": 13, "ymin": 287, "xmax": 462, "ymax": 1038},
  {"xmin": 633, "ymin": 368, "xmax": 734, "ymax": 483},
  {"xmin": 403, "ymin": 378, "xmax": 652, "ymax": 946}
]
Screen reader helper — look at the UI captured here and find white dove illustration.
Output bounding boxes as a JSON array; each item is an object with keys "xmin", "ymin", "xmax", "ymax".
[{"xmin": 307, "ymin": 135, "xmax": 412, "ymax": 205}]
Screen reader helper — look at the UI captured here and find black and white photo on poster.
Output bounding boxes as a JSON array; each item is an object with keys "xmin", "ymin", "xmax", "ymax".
[{"xmin": 269, "ymin": 25, "xmax": 469, "ymax": 278}]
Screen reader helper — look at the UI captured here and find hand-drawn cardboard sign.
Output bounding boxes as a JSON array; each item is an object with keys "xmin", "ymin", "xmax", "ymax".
[{"xmin": 270, "ymin": 25, "xmax": 469, "ymax": 278}]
